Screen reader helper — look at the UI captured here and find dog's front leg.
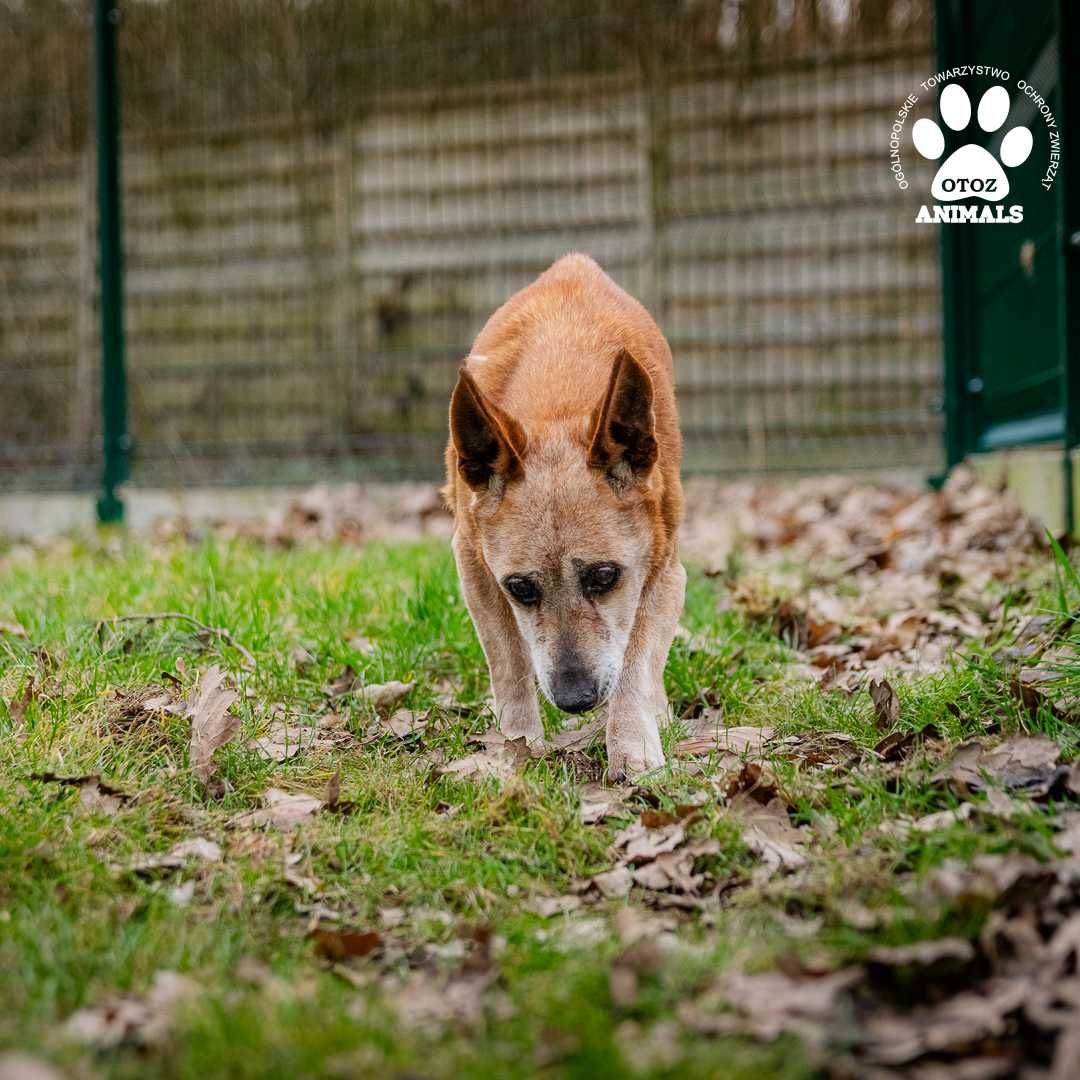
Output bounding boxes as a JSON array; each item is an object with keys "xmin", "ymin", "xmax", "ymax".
[
  {"xmin": 605, "ymin": 558, "xmax": 686, "ymax": 780},
  {"xmin": 452, "ymin": 533, "xmax": 544, "ymax": 743}
]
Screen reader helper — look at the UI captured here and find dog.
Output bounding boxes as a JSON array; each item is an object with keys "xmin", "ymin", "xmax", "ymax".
[{"xmin": 444, "ymin": 253, "xmax": 684, "ymax": 779}]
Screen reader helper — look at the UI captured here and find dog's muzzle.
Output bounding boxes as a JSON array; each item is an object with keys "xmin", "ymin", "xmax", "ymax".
[{"xmin": 550, "ymin": 665, "xmax": 599, "ymax": 714}]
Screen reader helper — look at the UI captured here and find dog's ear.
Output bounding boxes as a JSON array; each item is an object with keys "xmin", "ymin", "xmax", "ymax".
[
  {"xmin": 587, "ymin": 350, "xmax": 658, "ymax": 479},
  {"xmin": 450, "ymin": 367, "xmax": 526, "ymax": 490}
]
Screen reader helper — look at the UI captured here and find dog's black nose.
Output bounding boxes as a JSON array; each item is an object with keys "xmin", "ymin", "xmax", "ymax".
[{"xmin": 551, "ymin": 668, "xmax": 598, "ymax": 714}]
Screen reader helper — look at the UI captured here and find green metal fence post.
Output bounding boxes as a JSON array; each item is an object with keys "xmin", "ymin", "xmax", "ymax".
[
  {"xmin": 1059, "ymin": 0, "xmax": 1079, "ymax": 536},
  {"xmin": 935, "ymin": 0, "xmax": 972, "ymax": 476},
  {"xmin": 92, "ymin": 0, "xmax": 130, "ymax": 524}
]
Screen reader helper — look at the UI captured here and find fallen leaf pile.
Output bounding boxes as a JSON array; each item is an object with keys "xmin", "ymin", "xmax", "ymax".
[
  {"xmin": 680, "ymin": 846, "xmax": 1080, "ymax": 1076},
  {"xmin": 681, "ymin": 466, "xmax": 1044, "ymax": 575},
  {"xmin": 935, "ymin": 733, "xmax": 1077, "ymax": 799},
  {"xmin": 1004, "ymin": 639, "xmax": 1080, "ymax": 721},
  {"xmin": 680, "ymin": 467, "xmax": 1048, "ymax": 682},
  {"xmin": 248, "ymin": 707, "xmax": 347, "ymax": 762},
  {"xmin": 675, "ymin": 703, "xmax": 1078, "ymax": 829},
  {"xmin": 210, "ymin": 483, "xmax": 453, "ymax": 547},
  {"xmin": 561, "ymin": 764, "xmax": 817, "ymax": 911},
  {"xmin": 302, "ymin": 918, "xmax": 510, "ymax": 1036}
]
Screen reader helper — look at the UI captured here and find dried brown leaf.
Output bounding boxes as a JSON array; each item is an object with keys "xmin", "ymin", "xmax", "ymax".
[
  {"xmin": 727, "ymin": 794, "xmax": 809, "ymax": 872},
  {"xmin": 639, "ymin": 805, "xmax": 699, "ymax": 829},
  {"xmin": 310, "ymin": 928, "xmax": 383, "ymax": 961},
  {"xmin": 866, "ymin": 937, "xmax": 976, "ymax": 968},
  {"xmin": 186, "ymin": 664, "xmax": 240, "ymax": 790},
  {"xmin": 389, "ymin": 970, "xmax": 498, "ymax": 1033},
  {"xmin": 437, "ymin": 734, "xmax": 530, "ymax": 782},
  {"xmin": 289, "ymin": 646, "xmax": 316, "ymax": 672},
  {"xmin": 590, "ymin": 866, "xmax": 633, "ymax": 899},
  {"xmin": 868, "ymin": 678, "xmax": 900, "ymax": 730},
  {"xmin": 722, "ymin": 761, "xmax": 781, "ymax": 804},
  {"xmin": 630, "ymin": 840, "xmax": 721, "ymax": 893},
  {"xmin": 525, "ymin": 895, "xmax": 583, "ymax": 918},
  {"xmin": 7, "ymin": 675, "xmax": 35, "ymax": 727},
  {"xmin": 124, "ymin": 838, "xmax": 222, "ymax": 876},
  {"xmin": 680, "ymin": 966, "xmax": 862, "ymax": 1050},
  {"xmin": 612, "ymin": 820, "xmax": 686, "ymax": 863},
  {"xmin": 982, "ymin": 786, "xmax": 1025, "ymax": 820},
  {"xmin": 610, "ymin": 940, "xmax": 664, "ymax": 1009},
  {"xmin": 547, "ymin": 716, "xmax": 605, "ymax": 752},
  {"xmin": 384, "ymin": 708, "xmax": 428, "ymax": 738},
  {"xmin": 141, "ymin": 690, "xmax": 184, "ymax": 715},
  {"xmin": 1056, "ymin": 812, "xmax": 1080, "ymax": 856},
  {"xmin": 230, "ymin": 788, "xmax": 322, "ymax": 831},
  {"xmin": 0, "ymin": 1053, "xmax": 64, "ymax": 1080},
  {"xmin": 321, "ymin": 665, "xmax": 358, "ymax": 698},
  {"xmin": 908, "ymin": 802, "xmax": 977, "ymax": 833},
  {"xmin": 358, "ymin": 680, "xmax": 415, "ymax": 710},
  {"xmin": 378, "ymin": 906, "xmax": 406, "ymax": 928},
  {"xmin": 872, "ymin": 723, "xmax": 943, "ymax": 763},
  {"xmin": 62, "ymin": 971, "xmax": 197, "ymax": 1050},
  {"xmin": 323, "ymin": 769, "xmax": 341, "ymax": 809},
  {"xmin": 31, "ymin": 772, "xmax": 129, "ymax": 816},
  {"xmin": 247, "ymin": 717, "xmax": 322, "ymax": 762},
  {"xmin": 346, "ymin": 634, "xmax": 376, "ymax": 655},
  {"xmin": 677, "ymin": 723, "xmax": 774, "ymax": 758},
  {"xmin": 579, "ymin": 783, "xmax": 629, "ymax": 825},
  {"xmin": 613, "ymin": 907, "xmax": 679, "ymax": 946},
  {"xmin": 170, "ymin": 837, "xmax": 223, "ymax": 862},
  {"xmin": 78, "ymin": 779, "xmax": 124, "ymax": 817},
  {"xmin": 860, "ymin": 978, "xmax": 1029, "ymax": 1066}
]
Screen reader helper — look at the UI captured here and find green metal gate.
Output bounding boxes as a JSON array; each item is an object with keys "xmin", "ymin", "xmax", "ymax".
[{"xmin": 938, "ymin": 0, "xmax": 1079, "ymax": 529}]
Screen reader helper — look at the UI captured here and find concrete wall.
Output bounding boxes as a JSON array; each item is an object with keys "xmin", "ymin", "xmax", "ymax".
[{"xmin": 969, "ymin": 447, "xmax": 1076, "ymax": 536}]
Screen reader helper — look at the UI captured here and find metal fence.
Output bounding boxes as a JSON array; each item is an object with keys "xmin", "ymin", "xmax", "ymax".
[{"xmin": 1, "ymin": 0, "xmax": 943, "ymax": 500}]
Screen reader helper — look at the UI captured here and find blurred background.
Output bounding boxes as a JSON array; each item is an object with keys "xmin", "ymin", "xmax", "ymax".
[{"xmin": 0, "ymin": 0, "xmax": 1074, "ymax": 528}]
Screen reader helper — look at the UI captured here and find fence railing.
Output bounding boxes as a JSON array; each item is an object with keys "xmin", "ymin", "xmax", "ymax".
[{"xmin": 1, "ymin": 2, "xmax": 943, "ymax": 506}]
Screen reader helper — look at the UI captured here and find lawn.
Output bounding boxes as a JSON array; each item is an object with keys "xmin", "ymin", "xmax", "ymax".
[{"xmin": 2, "ymin": 477, "xmax": 1080, "ymax": 1079}]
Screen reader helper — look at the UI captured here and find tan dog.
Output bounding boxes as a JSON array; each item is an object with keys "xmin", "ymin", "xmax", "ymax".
[{"xmin": 444, "ymin": 253, "xmax": 684, "ymax": 778}]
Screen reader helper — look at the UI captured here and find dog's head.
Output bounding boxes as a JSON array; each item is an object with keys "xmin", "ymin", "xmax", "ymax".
[{"xmin": 450, "ymin": 351, "xmax": 660, "ymax": 714}]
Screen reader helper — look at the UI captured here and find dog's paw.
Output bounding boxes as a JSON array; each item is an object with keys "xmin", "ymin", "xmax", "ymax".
[
  {"xmin": 495, "ymin": 699, "xmax": 544, "ymax": 744},
  {"xmin": 606, "ymin": 730, "xmax": 665, "ymax": 781}
]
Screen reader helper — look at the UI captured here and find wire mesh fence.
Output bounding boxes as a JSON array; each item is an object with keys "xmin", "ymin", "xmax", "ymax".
[{"xmin": 1, "ymin": 0, "xmax": 943, "ymax": 493}]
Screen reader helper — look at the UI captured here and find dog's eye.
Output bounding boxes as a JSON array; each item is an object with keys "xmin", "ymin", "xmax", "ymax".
[
  {"xmin": 503, "ymin": 575, "xmax": 540, "ymax": 605},
  {"xmin": 582, "ymin": 563, "xmax": 620, "ymax": 596}
]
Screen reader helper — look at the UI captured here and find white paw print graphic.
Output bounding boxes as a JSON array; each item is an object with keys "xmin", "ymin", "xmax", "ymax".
[{"xmin": 913, "ymin": 83, "xmax": 1033, "ymax": 202}]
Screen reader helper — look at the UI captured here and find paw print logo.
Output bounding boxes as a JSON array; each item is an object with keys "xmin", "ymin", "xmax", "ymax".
[{"xmin": 913, "ymin": 84, "xmax": 1033, "ymax": 202}]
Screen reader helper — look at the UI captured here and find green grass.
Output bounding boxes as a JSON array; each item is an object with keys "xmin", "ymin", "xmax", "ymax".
[{"xmin": 1, "ymin": 532, "xmax": 1078, "ymax": 1078}]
